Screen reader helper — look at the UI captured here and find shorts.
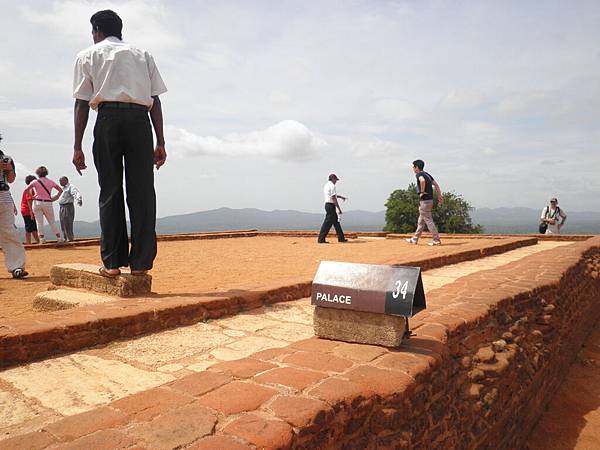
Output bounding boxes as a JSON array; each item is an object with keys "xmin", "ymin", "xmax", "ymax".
[{"xmin": 23, "ymin": 214, "xmax": 37, "ymax": 232}]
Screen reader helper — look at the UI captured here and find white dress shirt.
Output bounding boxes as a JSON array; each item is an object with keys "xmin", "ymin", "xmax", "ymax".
[
  {"xmin": 323, "ymin": 181, "xmax": 337, "ymax": 204},
  {"xmin": 58, "ymin": 183, "xmax": 82, "ymax": 205},
  {"xmin": 73, "ymin": 37, "xmax": 167, "ymax": 110}
]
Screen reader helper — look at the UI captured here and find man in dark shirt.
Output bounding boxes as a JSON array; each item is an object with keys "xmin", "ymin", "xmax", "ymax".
[{"xmin": 406, "ymin": 159, "xmax": 443, "ymax": 246}]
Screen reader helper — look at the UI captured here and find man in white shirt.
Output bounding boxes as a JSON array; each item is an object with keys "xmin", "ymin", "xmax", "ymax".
[
  {"xmin": 58, "ymin": 176, "xmax": 82, "ymax": 242},
  {"xmin": 71, "ymin": 10, "xmax": 167, "ymax": 277},
  {"xmin": 318, "ymin": 173, "xmax": 348, "ymax": 243},
  {"xmin": 540, "ymin": 197, "xmax": 567, "ymax": 234}
]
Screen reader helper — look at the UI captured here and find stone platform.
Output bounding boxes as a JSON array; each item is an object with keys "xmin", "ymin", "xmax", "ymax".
[
  {"xmin": 0, "ymin": 235, "xmax": 540, "ymax": 368},
  {"xmin": 1, "ymin": 238, "xmax": 594, "ymax": 450},
  {"xmin": 49, "ymin": 264, "xmax": 152, "ymax": 297}
]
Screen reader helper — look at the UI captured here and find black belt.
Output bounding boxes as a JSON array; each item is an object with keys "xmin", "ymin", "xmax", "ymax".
[
  {"xmin": 99, "ymin": 102, "xmax": 149, "ymax": 111},
  {"xmin": 35, "ymin": 199, "xmax": 52, "ymax": 202}
]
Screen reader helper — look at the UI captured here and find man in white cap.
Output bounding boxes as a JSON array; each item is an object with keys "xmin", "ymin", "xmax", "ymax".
[
  {"xmin": 318, "ymin": 173, "xmax": 348, "ymax": 243},
  {"xmin": 540, "ymin": 197, "xmax": 567, "ymax": 234}
]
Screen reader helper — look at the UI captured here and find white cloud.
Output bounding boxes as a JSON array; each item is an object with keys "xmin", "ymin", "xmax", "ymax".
[
  {"xmin": 325, "ymin": 134, "xmax": 410, "ymax": 159},
  {"xmin": 20, "ymin": 0, "xmax": 183, "ymax": 53},
  {"xmin": 462, "ymin": 121, "xmax": 505, "ymax": 145},
  {"xmin": 482, "ymin": 147, "xmax": 497, "ymax": 156},
  {"xmin": 0, "ymin": 108, "xmax": 71, "ymax": 130},
  {"xmin": 439, "ymin": 90, "xmax": 486, "ymax": 110},
  {"xmin": 371, "ymin": 98, "xmax": 419, "ymax": 122},
  {"xmin": 168, "ymin": 120, "xmax": 327, "ymax": 161}
]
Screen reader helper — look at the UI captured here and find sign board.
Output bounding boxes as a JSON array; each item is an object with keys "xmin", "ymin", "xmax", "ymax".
[{"xmin": 311, "ymin": 261, "xmax": 426, "ymax": 317}]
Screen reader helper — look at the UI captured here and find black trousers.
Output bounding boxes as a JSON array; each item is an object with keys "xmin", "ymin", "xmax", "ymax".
[
  {"xmin": 318, "ymin": 203, "xmax": 346, "ymax": 242},
  {"xmin": 93, "ymin": 108, "xmax": 157, "ymax": 270}
]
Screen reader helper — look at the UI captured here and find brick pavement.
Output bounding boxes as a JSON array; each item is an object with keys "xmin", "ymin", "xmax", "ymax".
[{"xmin": 0, "ymin": 240, "xmax": 574, "ymax": 447}]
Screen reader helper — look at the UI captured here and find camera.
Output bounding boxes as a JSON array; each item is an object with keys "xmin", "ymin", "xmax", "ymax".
[{"xmin": 0, "ymin": 156, "xmax": 11, "ymax": 191}]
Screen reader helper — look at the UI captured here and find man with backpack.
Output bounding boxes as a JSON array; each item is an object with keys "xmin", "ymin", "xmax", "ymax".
[
  {"xmin": 406, "ymin": 159, "xmax": 443, "ymax": 246},
  {"xmin": 540, "ymin": 198, "xmax": 567, "ymax": 234}
]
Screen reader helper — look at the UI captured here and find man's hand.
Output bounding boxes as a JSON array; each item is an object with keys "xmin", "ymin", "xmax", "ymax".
[
  {"xmin": 73, "ymin": 149, "xmax": 87, "ymax": 175},
  {"xmin": 437, "ymin": 195, "xmax": 443, "ymax": 206},
  {"xmin": 154, "ymin": 144, "xmax": 167, "ymax": 170}
]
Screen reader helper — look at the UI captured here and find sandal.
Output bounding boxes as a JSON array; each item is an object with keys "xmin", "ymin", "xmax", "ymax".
[
  {"xmin": 12, "ymin": 268, "xmax": 29, "ymax": 279},
  {"xmin": 99, "ymin": 267, "xmax": 121, "ymax": 278}
]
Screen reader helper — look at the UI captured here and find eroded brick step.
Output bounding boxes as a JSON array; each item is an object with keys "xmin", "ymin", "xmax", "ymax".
[{"xmin": 33, "ymin": 289, "xmax": 116, "ymax": 312}]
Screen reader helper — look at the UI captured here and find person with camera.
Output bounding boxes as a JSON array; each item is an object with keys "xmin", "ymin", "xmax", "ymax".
[
  {"xmin": 540, "ymin": 197, "xmax": 567, "ymax": 235},
  {"xmin": 71, "ymin": 10, "xmax": 167, "ymax": 277},
  {"xmin": 0, "ymin": 134, "xmax": 28, "ymax": 278}
]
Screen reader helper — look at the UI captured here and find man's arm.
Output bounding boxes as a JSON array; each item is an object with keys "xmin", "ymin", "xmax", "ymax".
[
  {"xmin": 73, "ymin": 99, "xmax": 90, "ymax": 175},
  {"xmin": 332, "ymin": 195, "xmax": 342, "ymax": 214},
  {"xmin": 150, "ymin": 95, "xmax": 166, "ymax": 169},
  {"xmin": 72, "ymin": 185, "xmax": 83, "ymax": 205},
  {"xmin": 559, "ymin": 210, "xmax": 567, "ymax": 227},
  {"xmin": 432, "ymin": 180, "xmax": 443, "ymax": 205}
]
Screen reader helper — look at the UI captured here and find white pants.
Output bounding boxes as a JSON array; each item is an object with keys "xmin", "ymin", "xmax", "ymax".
[
  {"xmin": 0, "ymin": 203, "xmax": 26, "ymax": 272},
  {"xmin": 32, "ymin": 200, "xmax": 60, "ymax": 238}
]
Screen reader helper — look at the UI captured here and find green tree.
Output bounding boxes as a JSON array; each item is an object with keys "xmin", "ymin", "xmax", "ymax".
[{"xmin": 384, "ymin": 183, "xmax": 482, "ymax": 234}]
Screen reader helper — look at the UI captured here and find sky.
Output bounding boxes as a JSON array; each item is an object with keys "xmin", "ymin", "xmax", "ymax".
[{"xmin": 1, "ymin": 0, "xmax": 599, "ymax": 221}]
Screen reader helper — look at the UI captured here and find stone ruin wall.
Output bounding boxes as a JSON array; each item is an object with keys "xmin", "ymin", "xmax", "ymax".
[{"xmin": 292, "ymin": 239, "xmax": 600, "ymax": 449}]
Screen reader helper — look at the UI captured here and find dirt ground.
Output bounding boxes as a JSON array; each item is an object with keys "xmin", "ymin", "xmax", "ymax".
[
  {"xmin": 1, "ymin": 236, "xmax": 511, "ymax": 320},
  {"xmin": 527, "ymin": 321, "xmax": 600, "ymax": 450}
]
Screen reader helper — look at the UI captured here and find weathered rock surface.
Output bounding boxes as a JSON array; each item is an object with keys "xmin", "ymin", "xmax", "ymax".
[
  {"xmin": 313, "ymin": 306, "xmax": 406, "ymax": 347},
  {"xmin": 33, "ymin": 289, "xmax": 116, "ymax": 311},
  {"xmin": 49, "ymin": 263, "xmax": 152, "ymax": 297}
]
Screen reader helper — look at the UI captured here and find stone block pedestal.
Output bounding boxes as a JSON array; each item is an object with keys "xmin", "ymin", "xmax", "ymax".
[
  {"xmin": 49, "ymin": 263, "xmax": 152, "ymax": 297},
  {"xmin": 313, "ymin": 306, "xmax": 407, "ymax": 347}
]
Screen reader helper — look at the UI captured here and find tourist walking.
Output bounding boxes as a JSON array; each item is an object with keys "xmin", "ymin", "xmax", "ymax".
[
  {"xmin": 26, "ymin": 166, "xmax": 63, "ymax": 244},
  {"xmin": 0, "ymin": 135, "xmax": 28, "ymax": 278},
  {"xmin": 58, "ymin": 176, "xmax": 82, "ymax": 242},
  {"xmin": 406, "ymin": 159, "xmax": 443, "ymax": 246},
  {"xmin": 71, "ymin": 10, "xmax": 167, "ymax": 277},
  {"xmin": 21, "ymin": 175, "xmax": 39, "ymax": 244},
  {"xmin": 318, "ymin": 173, "xmax": 348, "ymax": 243},
  {"xmin": 540, "ymin": 198, "xmax": 567, "ymax": 235}
]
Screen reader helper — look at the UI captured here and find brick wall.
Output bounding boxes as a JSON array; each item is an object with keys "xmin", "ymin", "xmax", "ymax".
[{"xmin": 289, "ymin": 238, "xmax": 600, "ymax": 449}]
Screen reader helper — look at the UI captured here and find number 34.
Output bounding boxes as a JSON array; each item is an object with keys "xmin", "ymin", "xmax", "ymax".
[{"xmin": 392, "ymin": 280, "xmax": 409, "ymax": 300}]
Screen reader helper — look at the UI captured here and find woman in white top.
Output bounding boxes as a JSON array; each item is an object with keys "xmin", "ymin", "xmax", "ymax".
[{"xmin": 26, "ymin": 166, "xmax": 63, "ymax": 243}]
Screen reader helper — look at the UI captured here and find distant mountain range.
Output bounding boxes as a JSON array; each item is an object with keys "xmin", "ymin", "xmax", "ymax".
[{"xmin": 22, "ymin": 207, "xmax": 600, "ymax": 238}]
